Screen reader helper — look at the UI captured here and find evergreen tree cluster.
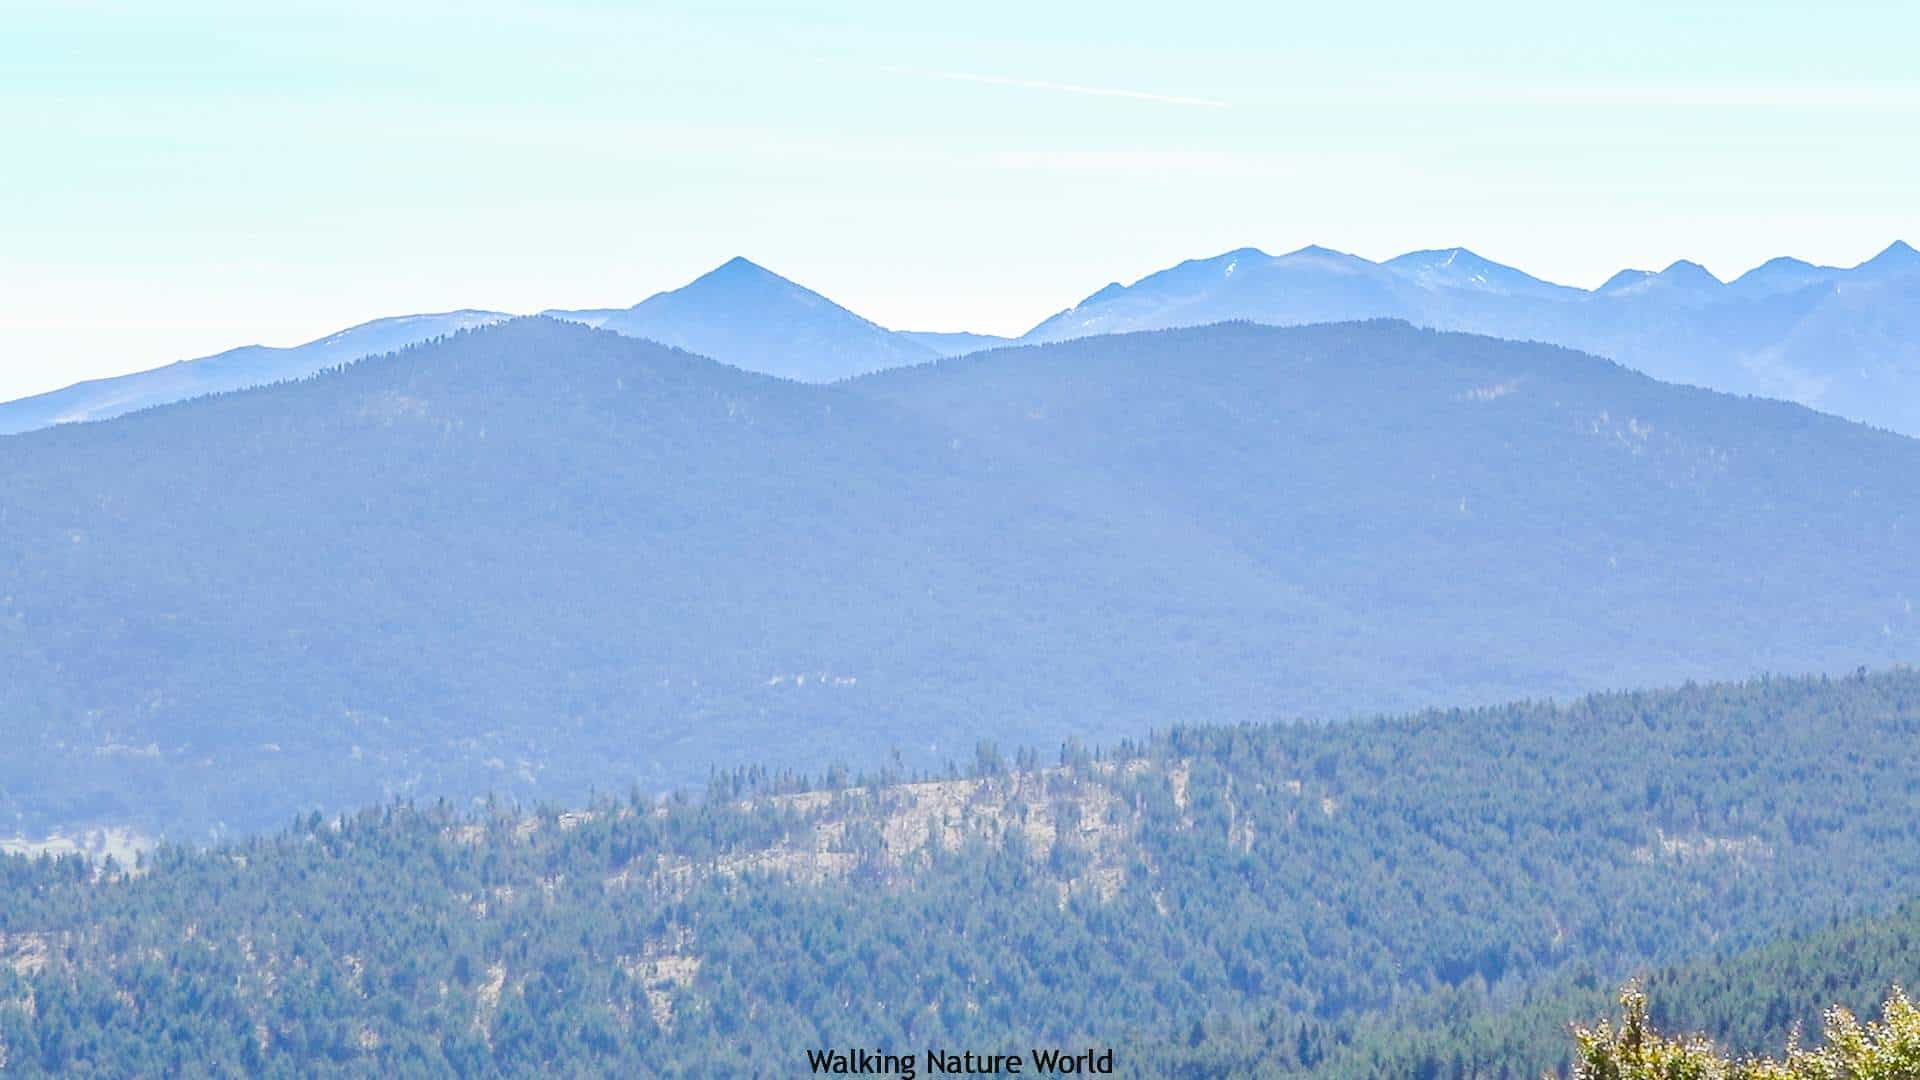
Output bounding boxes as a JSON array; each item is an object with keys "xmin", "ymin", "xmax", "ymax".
[{"xmin": 2, "ymin": 670, "xmax": 1919, "ymax": 1075}]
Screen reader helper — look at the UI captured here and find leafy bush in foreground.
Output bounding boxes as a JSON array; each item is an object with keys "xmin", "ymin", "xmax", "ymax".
[{"xmin": 1573, "ymin": 986, "xmax": 1920, "ymax": 1079}]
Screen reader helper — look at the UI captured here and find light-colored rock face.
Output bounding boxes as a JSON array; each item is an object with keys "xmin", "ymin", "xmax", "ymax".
[
  {"xmin": 427, "ymin": 766, "xmax": 1180, "ymax": 1040},
  {"xmin": 576, "ymin": 753, "xmax": 1322, "ymax": 914},
  {"xmin": 1631, "ymin": 829, "xmax": 1773, "ymax": 864},
  {"xmin": 0, "ymin": 827, "xmax": 153, "ymax": 871},
  {"xmin": 0, "ymin": 932, "xmax": 54, "ymax": 977},
  {"xmin": 599, "ymin": 768, "xmax": 1142, "ymax": 902}
]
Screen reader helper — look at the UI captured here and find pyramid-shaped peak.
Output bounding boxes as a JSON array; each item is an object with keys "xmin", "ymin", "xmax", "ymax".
[
  {"xmin": 661, "ymin": 257, "xmax": 822, "ymax": 308},
  {"xmin": 1858, "ymin": 240, "xmax": 1918, "ymax": 271},
  {"xmin": 702, "ymin": 256, "xmax": 788, "ymax": 281}
]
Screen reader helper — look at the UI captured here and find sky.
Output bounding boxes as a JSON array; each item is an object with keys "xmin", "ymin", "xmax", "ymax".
[{"xmin": 2, "ymin": 1, "xmax": 1917, "ymax": 402}]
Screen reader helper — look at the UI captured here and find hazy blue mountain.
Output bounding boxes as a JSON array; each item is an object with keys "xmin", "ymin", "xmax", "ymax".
[
  {"xmin": 1726, "ymin": 255, "xmax": 1845, "ymax": 298},
  {"xmin": 1021, "ymin": 241, "xmax": 1920, "ymax": 434},
  {"xmin": 16, "ymin": 241, "xmax": 1913, "ymax": 434},
  {"xmin": 537, "ymin": 306, "xmax": 623, "ymax": 328},
  {"xmin": 1383, "ymin": 246, "xmax": 1582, "ymax": 299},
  {"xmin": 0, "ymin": 310, "xmax": 510, "ymax": 435},
  {"xmin": 1593, "ymin": 259, "xmax": 1725, "ymax": 303},
  {"xmin": 1593, "ymin": 267, "xmax": 1656, "ymax": 293},
  {"xmin": 1022, "ymin": 245, "xmax": 1423, "ymax": 342},
  {"xmin": 1857, "ymin": 237, "xmax": 1920, "ymax": 274},
  {"xmin": 3, "ymin": 317, "xmax": 1917, "ymax": 838},
  {"xmin": 896, "ymin": 329, "xmax": 1014, "ymax": 356},
  {"xmin": 1577, "ymin": 243, "xmax": 1920, "ymax": 428},
  {"xmin": 0, "ymin": 258, "xmax": 938, "ymax": 437},
  {"xmin": 564, "ymin": 256, "xmax": 938, "ymax": 381},
  {"xmin": 1734, "ymin": 254, "xmax": 1920, "ymax": 434}
]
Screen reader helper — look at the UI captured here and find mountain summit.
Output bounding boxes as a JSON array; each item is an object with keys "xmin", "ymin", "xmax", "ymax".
[
  {"xmin": 1856, "ymin": 239, "xmax": 1919, "ymax": 274},
  {"xmin": 1593, "ymin": 259, "xmax": 1724, "ymax": 303},
  {"xmin": 558, "ymin": 257, "xmax": 938, "ymax": 382},
  {"xmin": 1383, "ymin": 247, "xmax": 1580, "ymax": 299}
]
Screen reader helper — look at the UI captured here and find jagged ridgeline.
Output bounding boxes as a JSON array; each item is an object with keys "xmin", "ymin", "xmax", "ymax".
[
  {"xmin": 3, "ymin": 671, "xmax": 1920, "ymax": 1076},
  {"xmin": 4, "ymin": 318, "xmax": 1920, "ymax": 839}
]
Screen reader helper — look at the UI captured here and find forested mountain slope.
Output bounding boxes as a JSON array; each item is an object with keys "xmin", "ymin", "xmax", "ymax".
[
  {"xmin": 3, "ymin": 318, "xmax": 1919, "ymax": 837},
  {"xmin": 1316, "ymin": 893, "xmax": 1920, "ymax": 1078},
  {"xmin": 3, "ymin": 671, "xmax": 1920, "ymax": 1076},
  {"xmin": 856, "ymin": 318, "xmax": 1920, "ymax": 692}
]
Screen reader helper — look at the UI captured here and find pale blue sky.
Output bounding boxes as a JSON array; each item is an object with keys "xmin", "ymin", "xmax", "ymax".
[{"xmin": 3, "ymin": 1, "xmax": 1916, "ymax": 401}]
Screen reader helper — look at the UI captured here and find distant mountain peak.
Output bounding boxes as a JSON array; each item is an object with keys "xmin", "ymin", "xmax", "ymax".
[
  {"xmin": 1282, "ymin": 244, "xmax": 1359, "ymax": 260},
  {"xmin": 689, "ymin": 256, "xmax": 792, "ymax": 289},
  {"xmin": 1858, "ymin": 240, "xmax": 1919, "ymax": 272},
  {"xmin": 591, "ymin": 257, "xmax": 933, "ymax": 381},
  {"xmin": 1595, "ymin": 260, "xmax": 1721, "ymax": 301},
  {"xmin": 1657, "ymin": 259, "xmax": 1723, "ymax": 285},
  {"xmin": 1596, "ymin": 268, "xmax": 1655, "ymax": 294},
  {"xmin": 1166, "ymin": 248, "xmax": 1269, "ymax": 275},
  {"xmin": 1394, "ymin": 246, "xmax": 1478, "ymax": 263},
  {"xmin": 1726, "ymin": 255, "xmax": 1845, "ymax": 297},
  {"xmin": 1381, "ymin": 247, "xmax": 1577, "ymax": 298}
]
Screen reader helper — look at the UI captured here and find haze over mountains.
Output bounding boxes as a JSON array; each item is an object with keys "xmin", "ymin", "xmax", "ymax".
[
  {"xmin": 6, "ymin": 240, "xmax": 1915, "ymax": 436},
  {"xmin": 0, "ymin": 310, "xmax": 511, "ymax": 435},
  {"xmin": 3, "ymin": 317, "xmax": 1916, "ymax": 839},
  {"xmin": 1020, "ymin": 240, "xmax": 1920, "ymax": 434},
  {"xmin": 542, "ymin": 256, "xmax": 943, "ymax": 382}
]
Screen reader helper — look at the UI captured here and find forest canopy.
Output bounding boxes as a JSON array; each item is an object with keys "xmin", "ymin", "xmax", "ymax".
[{"xmin": 4, "ymin": 669, "xmax": 1920, "ymax": 1076}]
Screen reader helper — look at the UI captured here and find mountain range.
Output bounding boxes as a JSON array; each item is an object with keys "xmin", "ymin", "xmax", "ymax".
[
  {"xmin": 1020, "ymin": 241, "xmax": 1920, "ymax": 434},
  {"xmin": 3, "ymin": 316, "xmax": 1916, "ymax": 838},
  {"xmin": 7, "ymin": 240, "xmax": 1914, "ymax": 436}
]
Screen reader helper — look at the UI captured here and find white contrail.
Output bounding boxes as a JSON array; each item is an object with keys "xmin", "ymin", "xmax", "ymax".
[{"xmin": 894, "ymin": 67, "xmax": 1230, "ymax": 109}]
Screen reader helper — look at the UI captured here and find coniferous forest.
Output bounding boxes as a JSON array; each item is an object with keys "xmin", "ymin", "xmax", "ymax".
[{"xmin": 4, "ymin": 670, "xmax": 1919, "ymax": 1077}]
